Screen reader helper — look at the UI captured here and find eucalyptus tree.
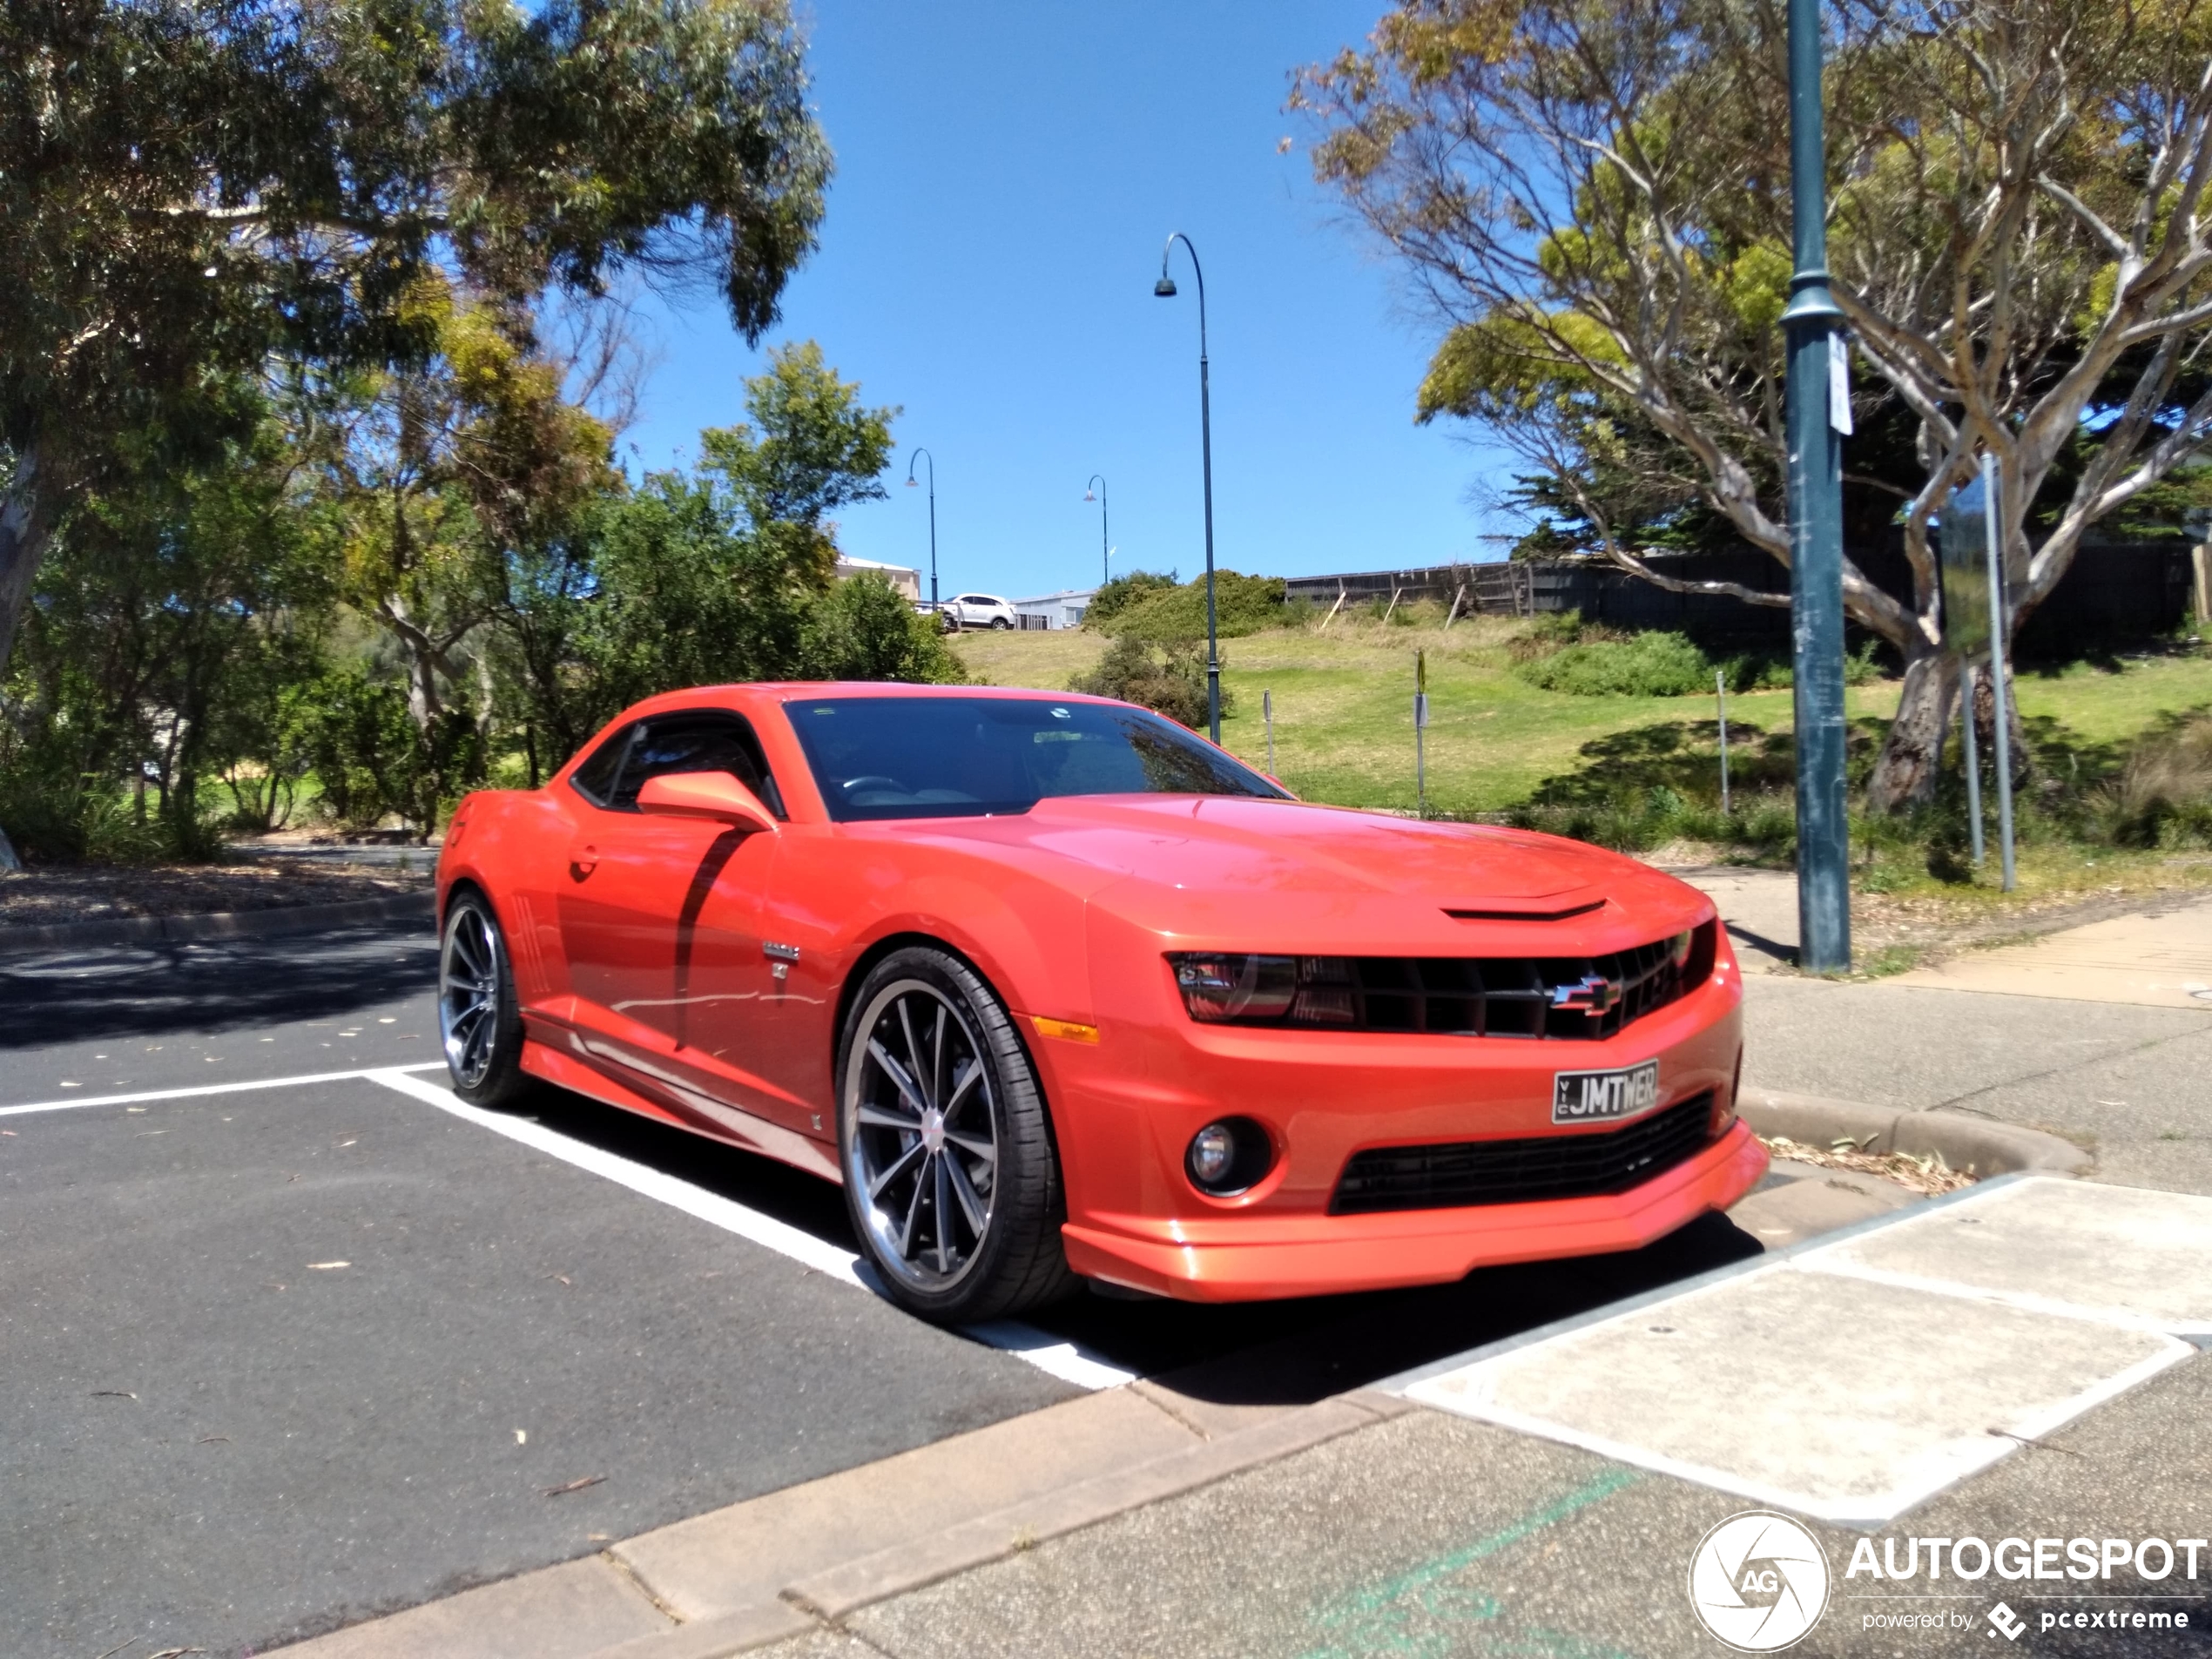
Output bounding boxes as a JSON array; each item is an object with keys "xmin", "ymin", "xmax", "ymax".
[
  {"xmin": 0, "ymin": 0, "xmax": 830, "ymax": 691},
  {"xmin": 1298, "ymin": 0, "xmax": 2212, "ymax": 807}
]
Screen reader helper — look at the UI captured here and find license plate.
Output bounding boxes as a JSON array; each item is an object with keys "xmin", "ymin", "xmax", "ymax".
[{"xmin": 1552, "ymin": 1060, "xmax": 1660, "ymax": 1125}]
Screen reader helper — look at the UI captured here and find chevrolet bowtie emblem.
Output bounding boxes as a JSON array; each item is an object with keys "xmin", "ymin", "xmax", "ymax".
[{"xmin": 1550, "ymin": 974, "xmax": 1621, "ymax": 1014}]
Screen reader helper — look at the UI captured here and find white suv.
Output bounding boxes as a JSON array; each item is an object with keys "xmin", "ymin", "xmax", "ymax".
[{"xmin": 940, "ymin": 592, "xmax": 1016, "ymax": 631}]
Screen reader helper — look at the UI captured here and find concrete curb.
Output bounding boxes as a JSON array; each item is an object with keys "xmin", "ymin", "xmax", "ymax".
[
  {"xmin": 781, "ymin": 1394, "xmax": 1394, "ymax": 1626},
  {"xmin": 577, "ymin": 1393, "xmax": 1405, "ymax": 1659},
  {"xmin": 1738, "ymin": 1086, "xmax": 2094, "ymax": 1177},
  {"xmin": 0, "ymin": 891, "xmax": 435, "ymax": 959}
]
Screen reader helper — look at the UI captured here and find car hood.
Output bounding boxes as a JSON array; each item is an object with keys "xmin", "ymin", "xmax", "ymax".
[{"xmin": 887, "ymin": 794, "xmax": 1708, "ymax": 947}]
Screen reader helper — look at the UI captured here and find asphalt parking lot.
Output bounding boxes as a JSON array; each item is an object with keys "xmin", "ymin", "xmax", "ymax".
[{"xmin": 1, "ymin": 920, "xmax": 1770, "ymax": 1658}]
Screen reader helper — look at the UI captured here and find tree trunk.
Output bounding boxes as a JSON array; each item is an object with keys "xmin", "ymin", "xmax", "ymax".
[
  {"xmin": 1864, "ymin": 645, "xmax": 1959, "ymax": 813},
  {"xmin": 0, "ymin": 444, "xmax": 59, "ymax": 875},
  {"xmin": 0, "ymin": 438, "xmax": 54, "ymax": 686}
]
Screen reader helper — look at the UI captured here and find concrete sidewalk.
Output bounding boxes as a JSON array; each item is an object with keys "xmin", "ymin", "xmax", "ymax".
[{"xmin": 728, "ymin": 1179, "xmax": 2212, "ymax": 1659}]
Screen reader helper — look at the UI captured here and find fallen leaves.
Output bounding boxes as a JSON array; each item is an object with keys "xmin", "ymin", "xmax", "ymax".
[
  {"xmin": 544, "ymin": 1474, "xmax": 606, "ymax": 1497},
  {"xmin": 1758, "ymin": 1134, "xmax": 1976, "ymax": 1196}
]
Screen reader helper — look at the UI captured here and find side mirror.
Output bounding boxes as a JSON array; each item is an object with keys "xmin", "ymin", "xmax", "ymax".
[{"xmin": 636, "ymin": 772, "xmax": 779, "ymax": 833}]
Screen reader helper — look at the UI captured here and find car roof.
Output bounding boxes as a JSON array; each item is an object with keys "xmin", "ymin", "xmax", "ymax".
[{"xmin": 630, "ymin": 682, "xmax": 1123, "ymax": 707}]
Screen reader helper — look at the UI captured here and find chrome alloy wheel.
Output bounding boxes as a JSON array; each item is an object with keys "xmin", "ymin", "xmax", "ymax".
[
  {"xmin": 439, "ymin": 902, "xmax": 504, "ymax": 1089},
  {"xmin": 844, "ymin": 980, "xmax": 1000, "ymax": 1292}
]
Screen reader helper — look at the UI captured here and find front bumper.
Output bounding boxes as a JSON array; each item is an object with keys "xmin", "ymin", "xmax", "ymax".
[
  {"xmin": 1059, "ymin": 1118, "xmax": 1766, "ymax": 1301},
  {"xmin": 1035, "ymin": 934, "xmax": 1757, "ymax": 1303}
]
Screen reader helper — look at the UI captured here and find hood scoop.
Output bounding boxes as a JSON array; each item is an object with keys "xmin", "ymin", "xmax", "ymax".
[{"xmin": 1443, "ymin": 899, "xmax": 1608, "ymax": 923}]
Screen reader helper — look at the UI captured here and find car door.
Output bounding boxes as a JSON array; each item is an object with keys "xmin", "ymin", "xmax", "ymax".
[{"xmin": 557, "ymin": 710, "xmax": 796, "ymax": 1133}]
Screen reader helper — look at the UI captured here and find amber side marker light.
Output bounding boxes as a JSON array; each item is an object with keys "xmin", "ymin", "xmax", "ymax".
[{"xmin": 1031, "ymin": 1015, "xmax": 1099, "ymax": 1045}]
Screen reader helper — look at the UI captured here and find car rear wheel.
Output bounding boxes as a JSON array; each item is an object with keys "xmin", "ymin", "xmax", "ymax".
[
  {"xmin": 990, "ymin": 617, "xmax": 1012, "ymax": 629},
  {"xmin": 439, "ymin": 891, "xmax": 533, "ymax": 1109},
  {"xmin": 836, "ymin": 947, "xmax": 1075, "ymax": 1323}
]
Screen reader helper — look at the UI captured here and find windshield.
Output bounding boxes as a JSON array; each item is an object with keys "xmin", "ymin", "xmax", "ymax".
[{"xmin": 788, "ymin": 697, "xmax": 1291, "ymax": 821}]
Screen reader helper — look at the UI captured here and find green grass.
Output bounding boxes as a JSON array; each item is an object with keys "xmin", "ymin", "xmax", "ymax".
[{"xmin": 954, "ymin": 619, "xmax": 2212, "ymax": 817}]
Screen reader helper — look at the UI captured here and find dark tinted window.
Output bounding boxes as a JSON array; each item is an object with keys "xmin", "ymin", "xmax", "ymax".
[
  {"xmin": 569, "ymin": 725, "xmax": 634, "ymax": 806},
  {"xmin": 789, "ymin": 697, "xmax": 1289, "ymax": 822},
  {"xmin": 610, "ymin": 713, "xmax": 786, "ymax": 816}
]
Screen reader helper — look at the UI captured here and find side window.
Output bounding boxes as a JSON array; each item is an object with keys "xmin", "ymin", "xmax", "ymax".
[
  {"xmin": 609, "ymin": 712, "xmax": 787, "ymax": 818},
  {"xmin": 568, "ymin": 725, "xmax": 634, "ymax": 807}
]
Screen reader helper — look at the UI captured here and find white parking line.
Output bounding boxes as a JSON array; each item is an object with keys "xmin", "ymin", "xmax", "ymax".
[
  {"xmin": 0, "ymin": 1062, "xmax": 447, "ymax": 1118},
  {"xmin": 361, "ymin": 1069, "xmax": 1136, "ymax": 1392}
]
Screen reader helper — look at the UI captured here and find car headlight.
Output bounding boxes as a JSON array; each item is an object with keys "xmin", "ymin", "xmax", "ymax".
[{"xmin": 1169, "ymin": 954, "xmax": 1355, "ymax": 1026}]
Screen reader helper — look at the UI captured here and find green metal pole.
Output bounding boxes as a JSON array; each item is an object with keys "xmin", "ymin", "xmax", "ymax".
[{"xmin": 1782, "ymin": 0, "xmax": 1851, "ymax": 973}]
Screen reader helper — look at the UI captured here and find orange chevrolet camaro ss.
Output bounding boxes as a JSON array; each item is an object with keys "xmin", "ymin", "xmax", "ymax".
[{"xmin": 435, "ymin": 683, "xmax": 1764, "ymax": 1324}]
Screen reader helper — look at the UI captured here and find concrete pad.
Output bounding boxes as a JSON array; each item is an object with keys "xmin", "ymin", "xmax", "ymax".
[
  {"xmin": 1405, "ymin": 1263, "xmax": 2190, "ymax": 1525},
  {"xmin": 1810, "ymin": 1176, "xmax": 2212, "ymax": 1335},
  {"xmin": 280, "ymin": 1557, "xmax": 668, "ymax": 1658},
  {"xmin": 612, "ymin": 1386, "xmax": 1199, "ymax": 1621},
  {"xmin": 1893, "ymin": 900, "xmax": 2212, "ymax": 1008}
]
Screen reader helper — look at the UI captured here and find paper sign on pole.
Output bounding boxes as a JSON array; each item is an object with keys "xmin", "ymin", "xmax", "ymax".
[{"xmin": 1829, "ymin": 334, "xmax": 1854, "ymax": 435}]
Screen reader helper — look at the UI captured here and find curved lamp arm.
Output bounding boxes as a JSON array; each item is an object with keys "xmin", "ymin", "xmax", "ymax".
[{"xmin": 1157, "ymin": 233, "xmax": 1207, "ymax": 359}]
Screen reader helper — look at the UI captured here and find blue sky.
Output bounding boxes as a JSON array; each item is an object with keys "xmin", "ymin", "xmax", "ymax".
[{"xmin": 621, "ymin": 1, "xmax": 1514, "ymax": 602}]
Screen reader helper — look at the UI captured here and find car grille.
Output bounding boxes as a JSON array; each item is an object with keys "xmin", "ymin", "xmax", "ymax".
[
  {"xmin": 1329, "ymin": 1090, "xmax": 1717, "ymax": 1215},
  {"xmin": 1320, "ymin": 922, "xmax": 1711, "ymax": 1041}
]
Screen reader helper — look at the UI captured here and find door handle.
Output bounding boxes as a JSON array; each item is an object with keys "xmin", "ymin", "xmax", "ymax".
[{"xmin": 570, "ymin": 845, "xmax": 598, "ymax": 878}]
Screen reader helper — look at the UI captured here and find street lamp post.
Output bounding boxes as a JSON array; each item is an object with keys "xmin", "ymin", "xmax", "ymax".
[
  {"xmin": 1781, "ymin": 0, "xmax": 1851, "ymax": 974},
  {"xmin": 1154, "ymin": 233, "xmax": 1221, "ymax": 743},
  {"xmin": 905, "ymin": 448, "xmax": 938, "ymax": 614},
  {"xmin": 1083, "ymin": 475, "xmax": 1109, "ymax": 590}
]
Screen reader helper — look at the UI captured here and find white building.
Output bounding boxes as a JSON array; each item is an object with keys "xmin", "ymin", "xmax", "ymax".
[
  {"xmin": 1011, "ymin": 588, "xmax": 1097, "ymax": 630},
  {"xmin": 832, "ymin": 555, "xmax": 921, "ymax": 602}
]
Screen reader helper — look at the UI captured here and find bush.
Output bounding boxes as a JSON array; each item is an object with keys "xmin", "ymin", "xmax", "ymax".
[
  {"xmin": 1080, "ymin": 570, "xmax": 1178, "ymax": 630},
  {"xmin": 1101, "ymin": 570, "xmax": 1287, "ymax": 640},
  {"xmin": 1509, "ymin": 614, "xmax": 1885, "ymax": 697},
  {"xmin": 1516, "ymin": 629, "xmax": 1717, "ymax": 697},
  {"xmin": 2087, "ymin": 712, "xmax": 2212, "ymax": 847},
  {"xmin": 1068, "ymin": 636, "xmax": 1230, "ymax": 729},
  {"xmin": 804, "ymin": 573, "xmax": 965, "ymax": 684}
]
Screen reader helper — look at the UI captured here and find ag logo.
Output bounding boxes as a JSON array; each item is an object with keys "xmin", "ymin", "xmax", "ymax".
[{"xmin": 1688, "ymin": 1510, "xmax": 1831, "ymax": 1651}]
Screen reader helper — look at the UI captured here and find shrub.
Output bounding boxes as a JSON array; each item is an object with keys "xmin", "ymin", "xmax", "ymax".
[
  {"xmin": 1068, "ymin": 636, "xmax": 1230, "ymax": 729},
  {"xmin": 1102, "ymin": 570, "xmax": 1287, "ymax": 640},
  {"xmin": 1080, "ymin": 570, "xmax": 1179, "ymax": 630},
  {"xmin": 804, "ymin": 573, "xmax": 965, "ymax": 684},
  {"xmin": 1516, "ymin": 629, "xmax": 1716, "ymax": 697},
  {"xmin": 2087, "ymin": 712, "xmax": 2212, "ymax": 847}
]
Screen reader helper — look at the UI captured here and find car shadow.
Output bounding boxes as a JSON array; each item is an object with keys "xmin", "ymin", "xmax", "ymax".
[
  {"xmin": 0, "ymin": 922, "xmax": 442, "ymax": 1049},
  {"xmin": 493, "ymin": 1076, "xmax": 1765, "ymax": 1406}
]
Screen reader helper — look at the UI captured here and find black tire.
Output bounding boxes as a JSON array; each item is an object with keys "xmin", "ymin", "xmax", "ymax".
[
  {"xmin": 835, "ymin": 946, "xmax": 1076, "ymax": 1323},
  {"xmin": 439, "ymin": 890, "xmax": 534, "ymax": 1109},
  {"xmin": 990, "ymin": 617, "xmax": 1012, "ymax": 630}
]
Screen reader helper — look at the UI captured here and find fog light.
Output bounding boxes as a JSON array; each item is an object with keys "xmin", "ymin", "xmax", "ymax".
[
  {"xmin": 1190, "ymin": 1123, "xmax": 1237, "ymax": 1184},
  {"xmin": 1185, "ymin": 1116, "xmax": 1272, "ymax": 1196}
]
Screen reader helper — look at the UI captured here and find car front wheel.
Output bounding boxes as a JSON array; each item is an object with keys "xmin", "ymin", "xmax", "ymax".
[
  {"xmin": 439, "ymin": 891, "xmax": 533, "ymax": 1109},
  {"xmin": 836, "ymin": 947, "xmax": 1075, "ymax": 1323}
]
